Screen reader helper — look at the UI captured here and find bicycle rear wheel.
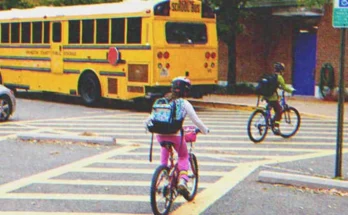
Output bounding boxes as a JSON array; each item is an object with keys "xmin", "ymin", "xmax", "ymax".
[
  {"xmin": 150, "ymin": 165, "xmax": 173, "ymax": 215},
  {"xmin": 183, "ymin": 153, "xmax": 199, "ymax": 201},
  {"xmin": 247, "ymin": 109, "xmax": 268, "ymax": 143},
  {"xmin": 279, "ymin": 106, "xmax": 301, "ymax": 138}
]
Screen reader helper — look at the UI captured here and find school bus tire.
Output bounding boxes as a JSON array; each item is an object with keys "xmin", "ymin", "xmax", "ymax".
[{"xmin": 78, "ymin": 72, "xmax": 101, "ymax": 106}]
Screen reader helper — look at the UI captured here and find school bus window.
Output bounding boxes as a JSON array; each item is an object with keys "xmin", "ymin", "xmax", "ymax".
[
  {"xmin": 52, "ymin": 22, "xmax": 61, "ymax": 42},
  {"xmin": 82, "ymin": 19, "xmax": 94, "ymax": 44},
  {"xmin": 21, "ymin": 22, "xmax": 31, "ymax": 43},
  {"xmin": 69, "ymin": 20, "xmax": 80, "ymax": 44},
  {"xmin": 11, "ymin": 23, "xmax": 20, "ymax": 43},
  {"xmin": 1, "ymin": 23, "xmax": 9, "ymax": 43},
  {"xmin": 96, "ymin": 19, "xmax": 109, "ymax": 44},
  {"xmin": 43, "ymin": 21, "xmax": 50, "ymax": 43},
  {"xmin": 32, "ymin": 22, "xmax": 42, "ymax": 43},
  {"xmin": 111, "ymin": 18, "xmax": 125, "ymax": 44},
  {"xmin": 165, "ymin": 22, "xmax": 207, "ymax": 44},
  {"xmin": 127, "ymin": 17, "xmax": 141, "ymax": 44}
]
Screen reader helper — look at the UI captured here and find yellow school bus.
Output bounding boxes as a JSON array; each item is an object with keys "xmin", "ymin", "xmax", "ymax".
[{"xmin": 0, "ymin": 0, "xmax": 218, "ymax": 106}]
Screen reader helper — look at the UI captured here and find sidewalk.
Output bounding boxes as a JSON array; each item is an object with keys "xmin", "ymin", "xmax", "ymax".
[{"xmin": 190, "ymin": 94, "xmax": 348, "ymax": 120}]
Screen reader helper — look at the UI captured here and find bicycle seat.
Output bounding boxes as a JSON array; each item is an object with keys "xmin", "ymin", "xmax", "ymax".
[{"xmin": 160, "ymin": 141, "xmax": 174, "ymax": 149}]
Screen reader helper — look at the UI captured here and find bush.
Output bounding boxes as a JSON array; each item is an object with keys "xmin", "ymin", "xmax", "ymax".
[{"xmin": 213, "ymin": 82, "xmax": 255, "ymax": 95}]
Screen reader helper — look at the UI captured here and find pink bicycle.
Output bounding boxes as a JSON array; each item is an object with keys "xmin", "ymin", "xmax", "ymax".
[{"xmin": 149, "ymin": 126, "xmax": 199, "ymax": 215}]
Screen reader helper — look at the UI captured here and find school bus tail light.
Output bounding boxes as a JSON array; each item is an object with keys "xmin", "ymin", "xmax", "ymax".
[
  {"xmin": 157, "ymin": 52, "xmax": 163, "ymax": 59},
  {"xmin": 163, "ymin": 51, "xmax": 170, "ymax": 59},
  {"xmin": 166, "ymin": 63, "xmax": 170, "ymax": 69},
  {"xmin": 154, "ymin": 1, "xmax": 170, "ymax": 16},
  {"xmin": 205, "ymin": 52, "xmax": 211, "ymax": 59},
  {"xmin": 211, "ymin": 52, "xmax": 217, "ymax": 59},
  {"xmin": 128, "ymin": 64, "xmax": 148, "ymax": 83},
  {"xmin": 204, "ymin": 62, "xmax": 208, "ymax": 68}
]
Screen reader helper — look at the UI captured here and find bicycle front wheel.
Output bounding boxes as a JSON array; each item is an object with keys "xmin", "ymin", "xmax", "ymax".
[
  {"xmin": 183, "ymin": 153, "xmax": 199, "ymax": 201},
  {"xmin": 150, "ymin": 165, "xmax": 172, "ymax": 215},
  {"xmin": 279, "ymin": 106, "xmax": 301, "ymax": 138},
  {"xmin": 247, "ymin": 109, "xmax": 268, "ymax": 143}
]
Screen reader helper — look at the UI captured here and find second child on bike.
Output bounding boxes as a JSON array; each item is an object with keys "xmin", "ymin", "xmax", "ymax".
[
  {"xmin": 264, "ymin": 62, "xmax": 295, "ymax": 135},
  {"xmin": 145, "ymin": 76, "xmax": 209, "ymax": 194}
]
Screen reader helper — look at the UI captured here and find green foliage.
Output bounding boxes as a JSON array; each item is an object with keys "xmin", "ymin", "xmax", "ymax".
[
  {"xmin": 39, "ymin": 0, "xmax": 121, "ymax": 6},
  {"xmin": 297, "ymin": 0, "xmax": 332, "ymax": 7},
  {"xmin": 0, "ymin": 0, "xmax": 34, "ymax": 9},
  {"xmin": 213, "ymin": 82, "xmax": 255, "ymax": 95},
  {"xmin": 0, "ymin": 0, "xmax": 121, "ymax": 9}
]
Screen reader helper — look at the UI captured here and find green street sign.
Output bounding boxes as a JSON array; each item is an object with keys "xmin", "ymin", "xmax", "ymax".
[{"xmin": 333, "ymin": 0, "xmax": 348, "ymax": 28}]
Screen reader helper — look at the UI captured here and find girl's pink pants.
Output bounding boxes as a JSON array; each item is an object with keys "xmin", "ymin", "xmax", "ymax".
[{"xmin": 156, "ymin": 135, "xmax": 189, "ymax": 181}]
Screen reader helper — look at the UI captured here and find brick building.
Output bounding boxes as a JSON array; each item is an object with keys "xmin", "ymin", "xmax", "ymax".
[{"xmin": 218, "ymin": 2, "xmax": 347, "ymax": 98}]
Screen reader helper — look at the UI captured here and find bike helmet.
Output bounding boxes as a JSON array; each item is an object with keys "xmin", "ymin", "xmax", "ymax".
[
  {"xmin": 171, "ymin": 76, "xmax": 191, "ymax": 97},
  {"xmin": 274, "ymin": 62, "xmax": 285, "ymax": 72}
]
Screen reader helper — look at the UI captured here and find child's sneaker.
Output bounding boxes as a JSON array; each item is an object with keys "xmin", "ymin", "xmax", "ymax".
[
  {"xmin": 177, "ymin": 178, "xmax": 188, "ymax": 195},
  {"xmin": 273, "ymin": 127, "xmax": 280, "ymax": 135}
]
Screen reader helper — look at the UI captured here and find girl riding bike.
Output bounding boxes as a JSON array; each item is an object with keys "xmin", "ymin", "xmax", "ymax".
[{"xmin": 145, "ymin": 76, "xmax": 209, "ymax": 194}]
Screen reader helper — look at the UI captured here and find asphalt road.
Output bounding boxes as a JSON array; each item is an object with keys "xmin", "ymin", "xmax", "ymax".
[{"xmin": 0, "ymin": 93, "xmax": 347, "ymax": 215}]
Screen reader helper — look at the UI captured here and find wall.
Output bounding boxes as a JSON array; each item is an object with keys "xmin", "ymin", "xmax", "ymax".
[
  {"xmin": 218, "ymin": 5, "xmax": 348, "ymax": 91},
  {"xmin": 218, "ymin": 8, "xmax": 295, "ymax": 85},
  {"xmin": 316, "ymin": 4, "xmax": 348, "ymax": 88}
]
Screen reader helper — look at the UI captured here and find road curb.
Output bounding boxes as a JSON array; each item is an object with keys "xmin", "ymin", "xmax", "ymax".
[
  {"xmin": 17, "ymin": 133, "xmax": 116, "ymax": 146},
  {"xmin": 258, "ymin": 170, "xmax": 348, "ymax": 192}
]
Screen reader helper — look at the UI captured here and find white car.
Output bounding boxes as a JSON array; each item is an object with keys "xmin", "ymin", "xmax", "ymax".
[{"xmin": 0, "ymin": 84, "xmax": 16, "ymax": 121}]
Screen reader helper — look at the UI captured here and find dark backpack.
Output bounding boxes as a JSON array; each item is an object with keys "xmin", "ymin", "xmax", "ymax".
[
  {"xmin": 146, "ymin": 98, "xmax": 184, "ymax": 134},
  {"xmin": 255, "ymin": 74, "xmax": 278, "ymax": 97}
]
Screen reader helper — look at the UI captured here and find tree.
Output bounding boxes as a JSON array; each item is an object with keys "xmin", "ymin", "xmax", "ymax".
[
  {"xmin": 0, "ymin": 0, "xmax": 34, "ymax": 9},
  {"xmin": 0, "ymin": 0, "xmax": 121, "ymax": 9}
]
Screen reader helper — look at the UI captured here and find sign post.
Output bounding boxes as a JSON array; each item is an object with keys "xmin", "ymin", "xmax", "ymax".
[{"xmin": 332, "ymin": 0, "xmax": 347, "ymax": 178}]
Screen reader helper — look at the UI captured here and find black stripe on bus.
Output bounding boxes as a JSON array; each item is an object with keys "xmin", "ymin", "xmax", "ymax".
[
  {"xmin": 4, "ymin": 83, "xmax": 30, "ymax": 90},
  {"xmin": 63, "ymin": 58, "xmax": 108, "ymax": 63},
  {"xmin": 0, "ymin": 65, "xmax": 51, "ymax": 72},
  {"xmin": 63, "ymin": 45, "xmax": 151, "ymax": 50},
  {"xmin": 99, "ymin": 71, "xmax": 126, "ymax": 77},
  {"xmin": 63, "ymin": 69, "xmax": 80, "ymax": 74},
  {"xmin": 0, "ymin": 45, "xmax": 50, "ymax": 49},
  {"xmin": 0, "ymin": 56, "xmax": 50, "ymax": 61}
]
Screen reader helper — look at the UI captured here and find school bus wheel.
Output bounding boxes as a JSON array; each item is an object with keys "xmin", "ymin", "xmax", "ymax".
[{"xmin": 78, "ymin": 72, "xmax": 101, "ymax": 106}]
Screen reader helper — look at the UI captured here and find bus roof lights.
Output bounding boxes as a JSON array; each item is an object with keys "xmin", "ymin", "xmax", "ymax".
[{"xmin": 154, "ymin": 1, "xmax": 170, "ymax": 16}]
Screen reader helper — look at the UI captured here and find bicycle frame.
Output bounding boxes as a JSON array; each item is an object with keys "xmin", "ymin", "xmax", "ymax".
[
  {"xmin": 165, "ymin": 144, "xmax": 180, "ymax": 200},
  {"xmin": 257, "ymin": 90, "xmax": 289, "ymax": 127}
]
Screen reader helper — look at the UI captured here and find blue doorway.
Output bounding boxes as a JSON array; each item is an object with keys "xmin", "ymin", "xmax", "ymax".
[{"xmin": 293, "ymin": 31, "xmax": 317, "ymax": 96}]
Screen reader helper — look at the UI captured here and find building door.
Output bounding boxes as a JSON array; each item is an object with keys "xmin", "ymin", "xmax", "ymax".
[
  {"xmin": 293, "ymin": 31, "xmax": 317, "ymax": 95},
  {"xmin": 51, "ymin": 22, "xmax": 63, "ymax": 74}
]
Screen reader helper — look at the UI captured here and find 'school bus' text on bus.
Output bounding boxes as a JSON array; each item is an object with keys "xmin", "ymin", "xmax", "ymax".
[{"xmin": 0, "ymin": 0, "xmax": 218, "ymax": 106}]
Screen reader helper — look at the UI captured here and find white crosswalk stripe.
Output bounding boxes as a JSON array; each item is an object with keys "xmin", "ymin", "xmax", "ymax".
[{"xmin": 0, "ymin": 107, "xmax": 346, "ymax": 215}]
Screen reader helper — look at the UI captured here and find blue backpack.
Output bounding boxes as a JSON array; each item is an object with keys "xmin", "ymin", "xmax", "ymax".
[
  {"xmin": 255, "ymin": 74, "xmax": 278, "ymax": 97},
  {"xmin": 147, "ymin": 98, "xmax": 184, "ymax": 134}
]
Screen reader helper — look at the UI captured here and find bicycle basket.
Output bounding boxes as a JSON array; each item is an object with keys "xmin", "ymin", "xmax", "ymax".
[{"xmin": 183, "ymin": 126, "xmax": 197, "ymax": 142}]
